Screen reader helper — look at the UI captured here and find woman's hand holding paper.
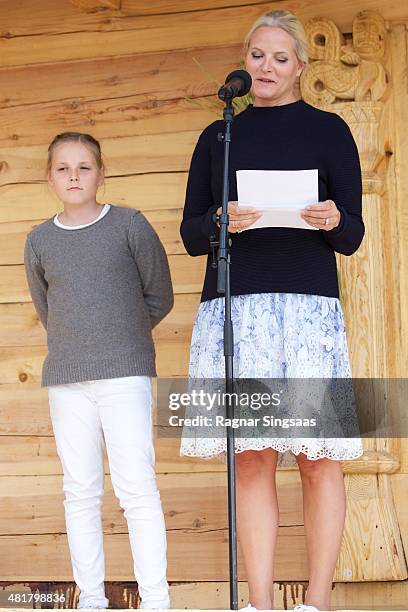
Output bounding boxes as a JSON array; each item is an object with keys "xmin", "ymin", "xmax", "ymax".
[
  {"xmin": 216, "ymin": 201, "xmax": 262, "ymax": 233},
  {"xmin": 301, "ymin": 199, "xmax": 341, "ymax": 231}
]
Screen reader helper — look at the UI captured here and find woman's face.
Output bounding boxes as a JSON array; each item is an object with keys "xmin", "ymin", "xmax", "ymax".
[
  {"xmin": 245, "ymin": 26, "xmax": 304, "ymax": 107},
  {"xmin": 48, "ymin": 141, "xmax": 104, "ymax": 207}
]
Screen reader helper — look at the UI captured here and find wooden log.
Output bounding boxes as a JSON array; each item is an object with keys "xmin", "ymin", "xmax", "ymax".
[
  {"xmin": 0, "ymin": 303, "xmax": 46, "ymax": 346},
  {"xmin": 152, "ymin": 292, "xmax": 198, "ymax": 343},
  {"xmin": 2, "ymin": 1, "xmax": 408, "ymax": 68},
  {"xmin": 0, "ymin": 346, "xmax": 46, "ymax": 385},
  {"xmin": 0, "ymin": 131, "xmax": 200, "ymax": 188},
  {"xmin": 0, "ymin": 44, "xmax": 241, "ymax": 109},
  {"xmin": 0, "ymin": 435, "xmax": 226, "ymax": 477},
  {"xmin": 70, "ymin": 0, "xmax": 121, "ymax": 9},
  {"xmin": 0, "ymin": 1, "xmax": 265, "ymax": 38},
  {"xmin": 2, "ymin": 0, "xmax": 406, "ymax": 39},
  {"xmin": 0, "ymin": 96, "xmax": 216, "ymax": 148},
  {"xmin": 0, "ymin": 222, "xmax": 43, "ymax": 264},
  {"xmin": 0, "ymin": 527, "xmax": 307, "ymax": 581},
  {"xmin": 122, "ymin": 0, "xmax": 405, "ymax": 24},
  {"xmin": 0, "ymin": 383, "xmax": 50, "ymax": 435},
  {"xmin": 2, "ymin": 580, "xmax": 408, "ymax": 611},
  {"xmin": 0, "ymin": 464, "xmax": 405, "ymax": 582},
  {"xmin": 168, "ymin": 580, "xmax": 408, "ymax": 610},
  {"xmin": 0, "ymin": 435, "xmax": 398, "ymax": 478},
  {"xmin": 0, "ymin": 255, "xmax": 205, "ymax": 303},
  {"xmin": 0, "ymin": 472, "xmax": 405, "ymax": 581},
  {"xmin": 0, "ymin": 471, "xmax": 304, "ymax": 535}
]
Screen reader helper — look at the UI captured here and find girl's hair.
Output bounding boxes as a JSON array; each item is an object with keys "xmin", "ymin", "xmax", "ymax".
[
  {"xmin": 47, "ymin": 132, "xmax": 104, "ymax": 173},
  {"xmin": 244, "ymin": 10, "xmax": 309, "ymax": 65}
]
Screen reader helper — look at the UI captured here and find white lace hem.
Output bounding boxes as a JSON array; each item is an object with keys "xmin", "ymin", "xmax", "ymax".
[{"xmin": 180, "ymin": 438, "xmax": 364, "ymax": 461}]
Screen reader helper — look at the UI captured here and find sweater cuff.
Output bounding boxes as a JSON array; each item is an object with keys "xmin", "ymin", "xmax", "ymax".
[{"xmin": 204, "ymin": 203, "xmax": 220, "ymax": 239}]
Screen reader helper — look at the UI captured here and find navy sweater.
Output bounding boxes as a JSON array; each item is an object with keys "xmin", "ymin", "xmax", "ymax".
[{"xmin": 180, "ymin": 99, "xmax": 364, "ymax": 302}]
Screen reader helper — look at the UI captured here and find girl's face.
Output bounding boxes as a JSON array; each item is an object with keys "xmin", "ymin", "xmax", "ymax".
[
  {"xmin": 245, "ymin": 26, "xmax": 304, "ymax": 107},
  {"xmin": 48, "ymin": 141, "xmax": 104, "ymax": 206}
]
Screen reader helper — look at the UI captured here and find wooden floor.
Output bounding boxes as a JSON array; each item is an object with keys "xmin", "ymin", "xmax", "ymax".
[
  {"xmin": 2, "ymin": 609, "xmax": 408, "ymax": 612},
  {"xmin": 1, "ymin": 580, "xmax": 408, "ymax": 611}
]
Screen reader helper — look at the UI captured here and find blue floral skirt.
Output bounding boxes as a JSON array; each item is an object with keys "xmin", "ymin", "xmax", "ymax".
[{"xmin": 180, "ymin": 292, "xmax": 364, "ymax": 461}]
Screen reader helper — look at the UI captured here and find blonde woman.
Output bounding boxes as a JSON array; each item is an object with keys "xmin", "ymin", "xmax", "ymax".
[{"xmin": 180, "ymin": 10, "xmax": 364, "ymax": 612}]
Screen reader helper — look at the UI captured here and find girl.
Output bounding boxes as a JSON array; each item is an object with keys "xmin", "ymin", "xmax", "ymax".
[{"xmin": 24, "ymin": 132, "xmax": 174, "ymax": 609}]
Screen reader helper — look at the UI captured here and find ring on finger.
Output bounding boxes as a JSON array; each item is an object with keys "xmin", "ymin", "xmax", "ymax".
[{"xmin": 325, "ymin": 217, "xmax": 330, "ymax": 226}]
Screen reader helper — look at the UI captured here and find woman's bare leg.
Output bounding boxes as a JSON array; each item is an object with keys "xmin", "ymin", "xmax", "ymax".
[
  {"xmin": 296, "ymin": 454, "xmax": 346, "ymax": 611},
  {"xmin": 236, "ymin": 448, "xmax": 279, "ymax": 609}
]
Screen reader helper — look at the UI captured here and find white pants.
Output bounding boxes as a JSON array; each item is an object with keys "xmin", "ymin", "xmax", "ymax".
[{"xmin": 48, "ymin": 376, "xmax": 169, "ymax": 609}]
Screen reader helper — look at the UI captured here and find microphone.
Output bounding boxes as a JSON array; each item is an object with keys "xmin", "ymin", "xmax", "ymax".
[{"xmin": 218, "ymin": 69, "xmax": 252, "ymax": 101}]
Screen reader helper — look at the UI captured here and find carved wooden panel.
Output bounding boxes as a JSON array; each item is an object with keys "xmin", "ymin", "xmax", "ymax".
[{"xmin": 300, "ymin": 10, "xmax": 407, "ymax": 582}]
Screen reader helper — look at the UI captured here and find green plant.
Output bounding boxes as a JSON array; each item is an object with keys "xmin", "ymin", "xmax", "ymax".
[{"xmin": 185, "ymin": 57, "xmax": 253, "ymax": 115}]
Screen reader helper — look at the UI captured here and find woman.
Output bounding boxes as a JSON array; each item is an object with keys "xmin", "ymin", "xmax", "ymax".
[{"xmin": 180, "ymin": 10, "xmax": 364, "ymax": 612}]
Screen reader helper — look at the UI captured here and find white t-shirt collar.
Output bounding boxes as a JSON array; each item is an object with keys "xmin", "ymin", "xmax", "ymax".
[{"xmin": 53, "ymin": 204, "xmax": 111, "ymax": 230}]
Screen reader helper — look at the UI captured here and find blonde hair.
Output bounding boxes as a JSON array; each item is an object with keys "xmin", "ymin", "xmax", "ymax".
[
  {"xmin": 244, "ymin": 10, "xmax": 309, "ymax": 65},
  {"xmin": 47, "ymin": 132, "xmax": 104, "ymax": 173}
]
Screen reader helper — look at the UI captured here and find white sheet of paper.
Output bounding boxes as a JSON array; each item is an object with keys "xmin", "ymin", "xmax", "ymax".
[{"xmin": 236, "ymin": 169, "xmax": 319, "ymax": 231}]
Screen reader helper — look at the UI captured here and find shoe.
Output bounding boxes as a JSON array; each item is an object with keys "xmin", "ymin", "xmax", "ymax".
[
  {"xmin": 239, "ymin": 605, "xmax": 275, "ymax": 612},
  {"xmin": 293, "ymin": 605, "xmax": 320, "ymax": 612},
  {"xmin": 140, "ymin": 601, "xmax": 170, "ymax": 610},
  {"xmin": 77, "ymin": 592, "xmax": 109, "ymax": 609}
]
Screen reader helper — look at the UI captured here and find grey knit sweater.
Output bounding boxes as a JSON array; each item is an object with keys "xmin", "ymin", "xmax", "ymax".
[{"xmin": 24, "ymin": 205, "xmax": 174, "ymax": 386}]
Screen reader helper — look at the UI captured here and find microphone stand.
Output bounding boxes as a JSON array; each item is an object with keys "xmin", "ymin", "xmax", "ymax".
[{"xmin": 209, "ymin": 96, "xmax": 238, "ymax": 610}]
